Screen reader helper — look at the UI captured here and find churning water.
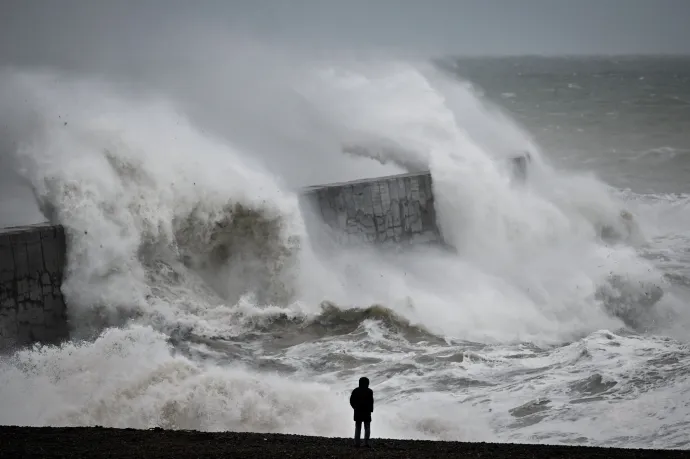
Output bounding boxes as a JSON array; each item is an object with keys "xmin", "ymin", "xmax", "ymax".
[{"xmin": 1, "ymin": 54, "xmax": 690, "ymax": 450}]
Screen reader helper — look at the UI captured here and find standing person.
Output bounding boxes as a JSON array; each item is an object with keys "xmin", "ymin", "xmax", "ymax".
[{"xmin": 349, "ymin": 377, "xmax": 374, "ymax": 447}]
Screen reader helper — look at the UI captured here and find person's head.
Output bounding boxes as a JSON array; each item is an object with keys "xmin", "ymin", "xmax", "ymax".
[{"xmin": 359, "ymin": 377, "xmax": 369, "ymax": 388}]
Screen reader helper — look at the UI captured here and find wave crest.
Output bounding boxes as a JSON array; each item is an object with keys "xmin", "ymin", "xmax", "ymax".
[{"xmin": 6, "ymin": 69, "xmax": 306, "ymax": 339}]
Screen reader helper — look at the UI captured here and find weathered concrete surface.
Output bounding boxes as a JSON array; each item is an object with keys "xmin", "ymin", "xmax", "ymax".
[
  {"xmin": 300, "ymin": 171, "xmax": 442, "ymax": 246},
  {"xmin": 0, "ymin": 223, "xmax": 69, "ymax": 351}
]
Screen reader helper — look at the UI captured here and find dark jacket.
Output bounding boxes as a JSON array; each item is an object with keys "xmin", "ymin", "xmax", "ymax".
[{"xmin": 350, "ymin": 377, "xmax": 374, "ymax": 422}]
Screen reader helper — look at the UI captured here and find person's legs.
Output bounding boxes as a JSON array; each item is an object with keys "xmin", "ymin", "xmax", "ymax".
[
  {"xmin": 363, "ymin": 421, "xmax": 370, "ymax": 446},
  {"xmin": 354, "ymin": 421, "xmax": 362, "ymax": 446}
]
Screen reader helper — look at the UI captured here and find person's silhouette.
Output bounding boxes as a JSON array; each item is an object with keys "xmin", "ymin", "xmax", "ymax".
[{"xmin": 349, "ymin": 377, "xmax": 374, "ymax": 447}]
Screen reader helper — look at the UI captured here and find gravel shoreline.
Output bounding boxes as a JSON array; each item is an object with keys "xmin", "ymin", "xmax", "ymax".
[{"xmin": 2, "ymin": 426, "xmax": 689, "ymax": 458}]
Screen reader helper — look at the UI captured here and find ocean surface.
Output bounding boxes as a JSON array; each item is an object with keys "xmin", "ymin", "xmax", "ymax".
[{"xmin": 1, "ymin": 55, "xmax": 690, "ymax": 449}]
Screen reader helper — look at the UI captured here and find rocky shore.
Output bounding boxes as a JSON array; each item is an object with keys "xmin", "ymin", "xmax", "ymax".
[{"xmin": 2, "ymin": 426, "xmax": 688, "ymax": 458}]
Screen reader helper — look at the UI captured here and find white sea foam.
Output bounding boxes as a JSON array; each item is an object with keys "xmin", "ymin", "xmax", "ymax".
[{"xmin": 0, "ymin": 52, "xmax": 687, "ymax": 448}]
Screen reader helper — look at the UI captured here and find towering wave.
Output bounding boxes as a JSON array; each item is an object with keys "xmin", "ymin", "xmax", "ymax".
[
  {"xmin": 2, "ymin": 70, "xmax": 309, "ymax": 339},
  {"xmin": 0, "ymin": 55, "xmax": 678, "ymax": 443},
  {"xmin": 296, "ymin": 60, "xmax": 666, "ymax": 336}
]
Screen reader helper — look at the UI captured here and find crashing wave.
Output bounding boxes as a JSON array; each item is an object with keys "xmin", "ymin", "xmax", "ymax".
[
  {"xmin": 173, "ymin": 202, "xmax": 301, "ymax": 306},
  {"xmin": 596, "ymin": 275, "xmax": 665, "ymax": 330}
]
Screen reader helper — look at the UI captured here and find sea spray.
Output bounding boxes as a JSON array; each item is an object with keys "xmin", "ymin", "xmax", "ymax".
[
  {"xmin": 296, "ymin": 60, "xmax": 666, "ymax": 336},
  {"xmin": 0, "ymin": 54, "xmax": 682, "ymax": 448},
  {"xmin": 5, "ymin": 70, "xmax": 308, "ymax": 338}
]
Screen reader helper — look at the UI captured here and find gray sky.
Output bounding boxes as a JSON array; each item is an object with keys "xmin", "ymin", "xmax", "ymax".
[{"xmin": 1, "ymin": 0, "xmax": 690, "ymax": 60}]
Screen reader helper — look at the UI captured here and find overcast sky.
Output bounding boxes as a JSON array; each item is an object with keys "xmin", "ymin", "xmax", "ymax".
[{"xmin": 1, "ymin": 0, "xmax": 690, "ymax": 61}]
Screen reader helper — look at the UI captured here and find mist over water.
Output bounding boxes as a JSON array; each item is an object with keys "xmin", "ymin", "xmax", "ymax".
[{"xmin": 1, "ymin": 34, "xmax": 690, "ymax": 448}]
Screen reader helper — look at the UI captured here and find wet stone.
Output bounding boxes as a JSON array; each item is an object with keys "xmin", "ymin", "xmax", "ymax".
[{"xmin": 0, "ymin": 224, "xmax": 70, "ymax": 350}]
